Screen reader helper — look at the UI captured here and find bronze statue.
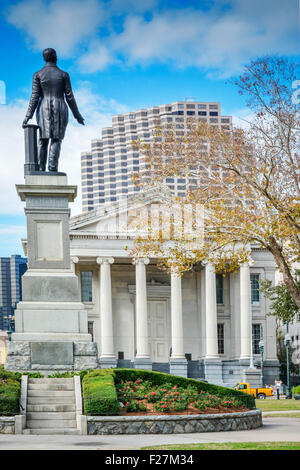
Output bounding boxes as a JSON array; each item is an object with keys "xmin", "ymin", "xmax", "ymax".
[{"xmin": 22, "ymin": 48, "xmax": 84, "ymax": 172}]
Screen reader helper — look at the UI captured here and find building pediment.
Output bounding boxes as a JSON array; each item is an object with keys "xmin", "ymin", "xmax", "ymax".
[{"xmin": 70, "ymin": 186, "xmax": 174, "ymax": 236}]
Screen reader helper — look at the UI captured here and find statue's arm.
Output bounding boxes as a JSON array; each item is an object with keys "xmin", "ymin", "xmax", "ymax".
[
  {"xmin": 64, "ymin": 72, "xmax": 84, "ymax": 125},
  {"xmin": 23, "ymin": 72, "xmax": 41, "ymax": 126}
]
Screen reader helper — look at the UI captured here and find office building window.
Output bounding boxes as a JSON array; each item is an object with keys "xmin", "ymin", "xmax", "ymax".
[
  {"xmin": 217, "ymin": 324, "xmax": 224, "ymax": 354},
  {"xmin": 216, "ymin": 274, "xmax": 224, "ymax": 304},
  {"xmin": 81, "ymin": 271, "xmax": 93, "ymax": 302},
  {"xmin": 250, "ymin": 274, "xmax": 260, "ymax": 303}
]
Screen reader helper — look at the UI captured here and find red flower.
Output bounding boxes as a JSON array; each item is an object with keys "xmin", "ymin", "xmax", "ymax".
[{"xmin": 151, "ymin": 391, "xmax": 156, "ymax": 396}]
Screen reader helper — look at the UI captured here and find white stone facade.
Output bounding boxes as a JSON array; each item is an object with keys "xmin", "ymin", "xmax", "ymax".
[{"xmin": 70, "ymin": 192, "xmax": 279, "ymax": 386}]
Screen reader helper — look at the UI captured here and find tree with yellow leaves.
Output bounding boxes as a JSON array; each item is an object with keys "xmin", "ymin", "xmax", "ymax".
[{"xmin": 130, "ymin": 56, "xmax": 300, "ymax": 309}]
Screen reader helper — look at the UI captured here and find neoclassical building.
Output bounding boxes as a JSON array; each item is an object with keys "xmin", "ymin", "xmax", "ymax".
[{"xmin": 69, "ymin": 190, "xmax": 279, "ymax": 386}]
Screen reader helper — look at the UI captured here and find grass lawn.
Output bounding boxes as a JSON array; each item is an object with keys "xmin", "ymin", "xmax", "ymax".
[
  {"xmin": 142, "ymin": 442, "xmax": 300, "ymax": 450},
  {"xmin": 255, "ymin": 399, "xmax": 300, "ymax": 412},
  {"xmin": 264, "ymin": 412, "xmax": 300, "ymax": 418}
]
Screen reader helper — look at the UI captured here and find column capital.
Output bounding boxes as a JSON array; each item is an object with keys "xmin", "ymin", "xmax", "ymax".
[
  {"xmin": 71, "ymin": 256, "xmax": 79, "ymax": 265},
  {"xmin": 97, "ymin": 257, "xmax": 114, "ymax": 265},
  {"xmin": 132, "ymin": 257, "xmax": 150, "ymax": 266}
]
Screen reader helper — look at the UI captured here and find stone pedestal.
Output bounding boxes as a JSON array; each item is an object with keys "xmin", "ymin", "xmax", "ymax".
[
  {"xmin": 5, "ymin": 174, "xmax": 98, "ymax": 372},
  {"xmin": 242, "ymin": 368, "xmax": 262, "ymax": 388},
  {"xmin": 204, "ymin": 359, "xmax": 223, "ymax": 385},
  {"xmin": 169, "ymin": 358, "xmax": 188, "ymax": 378}
]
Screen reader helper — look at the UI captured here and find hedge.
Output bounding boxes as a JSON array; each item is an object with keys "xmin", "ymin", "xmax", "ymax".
[
  {"xmin": 82, "ymin": 369, "xmax": 120, "ymax": 416},
  {"xmin": 113, "ymin": 368, "xmax": 256, "ymax": 409},
  {"xmin": 0, "ymin": 368, "xmax": 21, "ymax": 416}
]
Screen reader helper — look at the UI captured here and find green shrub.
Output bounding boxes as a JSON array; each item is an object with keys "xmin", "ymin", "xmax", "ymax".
[
  {"xmin": 0, "ymin": 368, "xmax": 21, "ymax": 416},
  {"xmin": 292, "ymin": 385, "xmax": 300, "ymax": 394},
  {"xmin": 82, "ymin": 369, "xmax": 120, "ymax": 416},
  {"xmin": 113, "ymin": 369, "xmax": 255, "ymax": 409},
  {"xmin": 125, "ymin": 401, "xmax": 147, "ymax": 412}
]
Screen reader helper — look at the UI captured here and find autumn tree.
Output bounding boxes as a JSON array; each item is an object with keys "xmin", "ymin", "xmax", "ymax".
[{"xmin": 131, "ymin": 56, "xmax": 300, "ymax": 308}]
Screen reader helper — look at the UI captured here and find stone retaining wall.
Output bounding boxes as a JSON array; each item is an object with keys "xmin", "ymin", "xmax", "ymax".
[
  {"xmin": 87, "ymin": 409, "xmax": 262, "ymax": 435},
  {"xmin": 0, "ymin": 417, "xmax": 15, "ymax": 434}
]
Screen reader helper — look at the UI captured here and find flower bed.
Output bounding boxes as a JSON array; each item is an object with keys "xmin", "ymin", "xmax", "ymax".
[{"xmin": 116, "ymin": 378, "xmax": 249, "ymax": 415}]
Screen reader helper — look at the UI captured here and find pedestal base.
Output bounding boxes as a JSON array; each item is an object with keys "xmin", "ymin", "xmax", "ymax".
[
  {"xmin": 204, "ymin": 359, "xmax": 223, "ymax": 385},
  {"xmin": 242, "ymin": 368, "xmax": 262, "ymax": 388},
  {"xmin": 134, "ymin": 357, "xmax": 152, "ymax": 371},
  {"xmin": 169, "ymin": 357, "xmax": 188, "ymax": 378},
  {"xmin": 99, "ymin": 356, "xmax": 117, "ymax": 369},
  {"xmin": 5, "ymin": 340, "xmax": 98, "ymax": 372}
]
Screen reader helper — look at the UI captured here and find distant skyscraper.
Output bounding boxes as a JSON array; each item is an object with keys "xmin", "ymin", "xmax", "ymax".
[
  {"xmin": 0, "ymin": 255, "xmax": 27, "ymax": 331},
  {"xmin": 81, "ymin": 101, "xmax": 232, "ymax": 211}
]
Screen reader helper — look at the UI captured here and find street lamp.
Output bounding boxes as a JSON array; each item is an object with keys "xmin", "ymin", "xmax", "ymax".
[
  {"xmin": 285, "ymin": 321, "xmax": 291, "ymax": 399},
  {"xmin": 259, "ymin": 325, "xmax": 264, "ymax": 387}
]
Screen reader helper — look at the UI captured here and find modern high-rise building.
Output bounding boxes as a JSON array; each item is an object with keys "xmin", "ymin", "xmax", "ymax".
[
  {"xmin": 0, "ymin": 255, "xmax": 27, "ymax": 331},
  {"xmin": 81, "ymin": 101, "xmax": 232, "ymax": 211}
]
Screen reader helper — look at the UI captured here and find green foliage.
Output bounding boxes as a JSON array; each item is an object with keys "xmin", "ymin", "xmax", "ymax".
[
  {"xmin": 82, "ymin": 369, "xmax": 120, "ymax": 416},
  {"xmin": 260, "ymin": 276, "xmax": 300, "ymax": 323},
  {"xmin": 0, "ymin": 367, "xmax": 21, "ymax": 382},
  {"xmin": 113, "ymin": 369, "xmax": 255, "ymax": 409},
  {"xmin": 22, "ymin": 372, "xmax": 44, "ymax": 379},
  {"xmin": 0, "ymin": 368, "xmax": 21, "ymax": 416},
  {"xmin": 292, "ymin": 385, "xmax": 300, "ymax": 394},
  {"xmin": 125, "ymin": 401, "xmax": 147, "ymax": 412}
]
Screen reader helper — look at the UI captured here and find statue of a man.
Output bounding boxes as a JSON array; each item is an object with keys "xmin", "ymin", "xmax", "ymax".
[{"xmin": 22, "ymin": 48, "xmax": 84, "ymax": 172}]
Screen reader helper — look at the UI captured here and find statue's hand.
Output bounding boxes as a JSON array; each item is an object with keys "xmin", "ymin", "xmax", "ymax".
[
  {"xmin": 76, "ymin": 116, "xmax": 85, "ymax": 125},
  {"xmin": 22, "ymin": 117, "xmax": 29, "ymax": 128}
]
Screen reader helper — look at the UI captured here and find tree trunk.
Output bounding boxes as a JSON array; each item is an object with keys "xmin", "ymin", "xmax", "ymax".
[{"xmin": 268, "ymin": 236, "xmax": 300, "ymax": 310}]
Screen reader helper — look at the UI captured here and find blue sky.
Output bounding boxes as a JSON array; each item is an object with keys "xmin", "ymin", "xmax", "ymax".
[{"xmin": 0, "ymin": 0, "xmax": 299, "ymax": 257}]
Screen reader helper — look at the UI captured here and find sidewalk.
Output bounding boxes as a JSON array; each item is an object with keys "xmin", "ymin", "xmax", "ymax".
[{"xmin": 0, "ymin": 417, "xmax": 300, "ymax": 449}]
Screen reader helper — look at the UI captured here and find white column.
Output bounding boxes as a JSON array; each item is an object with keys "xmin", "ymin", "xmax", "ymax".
[
  {"xmin": 96, "ymin": 257, "xmax": 116, "ymax": 365},
  {"xmin": 240, "ymin": 262, "xmax": 251, "ymax": 360},
  {"xmin": 134, "ymin": 258, "xmax": 150, "ymax": 361},
  {"xmin": 205, "ymin": 263, "xmax": 219, "ymax": 359},
  {"xmin": 170, "ymin": 272, "xmax": 185, "ymax": 359}
]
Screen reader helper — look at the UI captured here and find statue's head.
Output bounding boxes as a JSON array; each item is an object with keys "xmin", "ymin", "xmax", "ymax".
[{"xmin": 42, "ymin": 48, "xmax": 57, "ymax": 64}]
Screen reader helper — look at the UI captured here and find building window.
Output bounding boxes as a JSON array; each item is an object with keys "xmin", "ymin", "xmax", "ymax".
[
  {"xmin": 216, "ymin": 274, "xmax": 224, "ymax": 304},
  {"xmin": 217, "ymin": 324, "xmax": 224, "ymax": 354},
  {"xmin": 250, "ymin": 274, "xmax": 260, "ymax": 303},
  {"xmin": 81, "ymin": 271, "xmax": 93, "ymax": 302},
  {"xmin": 252, "ymin": 324, "xmax": 261, "ymax": 354}
]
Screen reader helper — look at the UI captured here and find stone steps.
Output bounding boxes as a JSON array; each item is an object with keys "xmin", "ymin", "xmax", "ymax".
[
  {"xmin": 27, "ymin": 404, "xmax": 76, "ymax": 412},
  {"xmin": 29, "ymin": 378, "xmax": 74, "ymax": 384},
  {"xmin": 26, "ymin": 419, "xmax": 77, "ymax": 428},
  {"xmin": 27, "ymin": 397, "xmax": 73, "ymax": 404},
  {"xmin": 27, "ymin": 412, "xmax": 76, "ymax": 420},
  {"xmin": 28, "ymin": 390, "xmax": 75, "ymax": 397},
  {"xmin": 24, "ymin": 378, "xmax": 79, "ymax": 435},
  {"xmin": 28, "ymin": 383, "xmax": 74, "ymax": 391},
  {"xmin": 23, "ymin": 428, "xmax": 80, "ymax": 435}
]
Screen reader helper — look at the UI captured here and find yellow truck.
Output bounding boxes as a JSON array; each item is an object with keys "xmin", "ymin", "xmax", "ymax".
[{"xmin": 232, "ymin": 382, "xmax": 273, "ymax": 399}]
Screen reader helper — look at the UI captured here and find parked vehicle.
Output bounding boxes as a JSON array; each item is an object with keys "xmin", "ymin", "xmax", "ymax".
[{"xmin": 232, "ymin": 382, "xmax": 273, "ymax": 399}]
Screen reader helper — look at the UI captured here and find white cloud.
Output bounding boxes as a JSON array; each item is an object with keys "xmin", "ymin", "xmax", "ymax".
[
  {"xmin": 6, "ymin": 0, "xmax": 299, "ymax": 76},
  {"xmin": 0, "ymin": 84, "xmax": 129, "ymax": 217},
  {"xmin": 77, "ymin": 41, "xmax": 114, "ymax": 73},
  {"xmin": 111, "ymin": 1, "xmax": 299, "ymax": 77},
  {"xmin": 6, "ymin": 0, "xmax": 104, "ymax": 56}
]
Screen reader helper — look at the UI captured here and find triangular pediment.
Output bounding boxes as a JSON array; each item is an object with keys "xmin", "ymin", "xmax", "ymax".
[{"xmin": 70, "ymin": 185, "xmax": 174, "ymax": 236}]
